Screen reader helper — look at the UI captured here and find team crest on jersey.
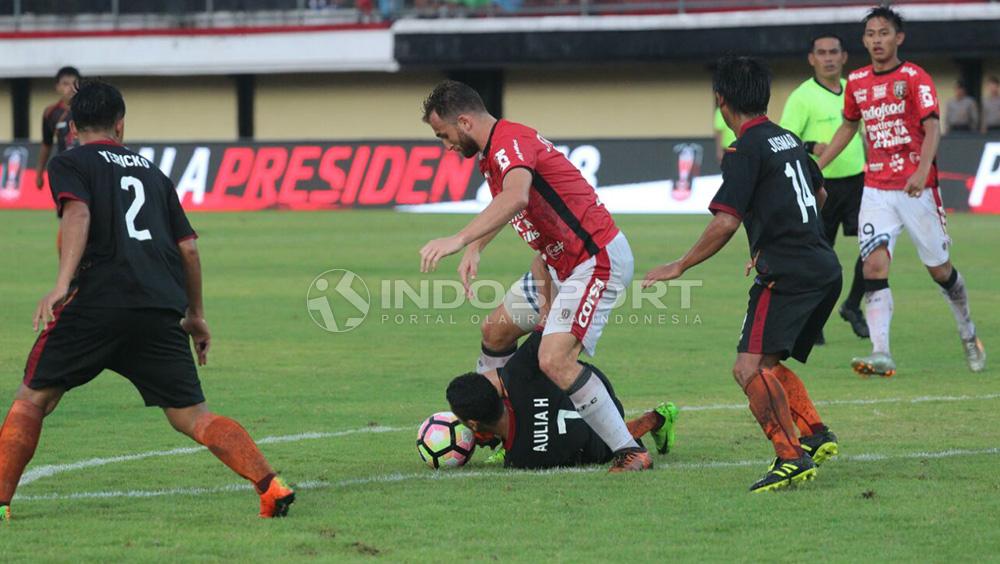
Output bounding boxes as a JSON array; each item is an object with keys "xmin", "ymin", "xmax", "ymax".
[
  {"xmin": 873, "ymin": 84, "xmax": 887, "ymax": 100},
  {"xmin": 893, "ymin": 81, "xmax": 908, "ymax": 99},
  {"xmin": 853, "ymin": 89, "xmax": 868, "ymax": 103}
]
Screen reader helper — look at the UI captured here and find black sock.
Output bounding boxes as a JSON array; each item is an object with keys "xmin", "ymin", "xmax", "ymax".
[
  {"xmin": 481, "ymin": 342, "xmax": 517, "ymax": 358},
  {"xmin": 256, "ymin": 473, "xmax": 275, "ymax": 494},
  {"xmin": 865, "ymin": 278, "xmax": 889, "ymax": 292},
  {"xmin": 845, "ymin": 256, "xmax": 865, "ymax": 309},
  {"xmin": 936, "ymin": 268, "xmax": 959, "ymax": 291}
]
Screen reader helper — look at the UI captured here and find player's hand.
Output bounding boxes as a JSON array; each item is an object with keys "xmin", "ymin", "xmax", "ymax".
[
  {"xmin": 812, "ymin": 143, "xmax": 828, "ymax": 157},
  {"xmin": 35, "ymin": 173, "xmax": 45, "ymax": 189},
  {"xmin": 904, "ymin": 169, "xmax": 929, "ymax": 198},
  {"xmin": 641, "ymin": 261, "xmax": 685, "ymax": 288},
  {"xmin": 458, "ymin": 247, "xmax": 481, "ymax": 298},
  {"xmin": 181, "ymin": 315, "xmax": 211, "ymax": 366},
  {"xmin": 420, "ymin": 235, "xmax": 465, "ymax": 274},
  {"xmin": 32, "ymin": 283, "xmax": 69, "ymax": 331},
  {"xmin": 744, "ymin": 250, "xmax": 761, "ymax": 277}
]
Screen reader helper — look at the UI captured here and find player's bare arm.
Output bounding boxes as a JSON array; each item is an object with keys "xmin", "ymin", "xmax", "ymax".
[
  {"xmin": 816, "ymin": 119, "xmax": 860, "ymax": 170},
  {"xmin": 33, "ymin": 199, "xmax": 88, "ymax": 331},
  {"xmin": 905, "ymin": 117, "xmax": 940, "ymax": 197},
  {"xmin": 420, "ymin": 167, "xmax": 531, "ymax": 273},
  {"xmin": 642, "ymin": 211, "xmax": 741, "ymax": 287},
  {"xmin": 178, "ymin": 239, "xmax": 210, "ymax": 366},
  {"xmin": 35, "ymin": 145, "xmax": 52, "ymax": 189}
]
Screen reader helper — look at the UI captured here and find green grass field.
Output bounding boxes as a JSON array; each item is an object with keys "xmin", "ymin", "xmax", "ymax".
[{"xmin": 0, "ymin": 210, "xmax": 998, "ymax": 561}]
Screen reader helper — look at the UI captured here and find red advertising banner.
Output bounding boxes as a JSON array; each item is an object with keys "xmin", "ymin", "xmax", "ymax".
[{"xmin": 1, "ymin": 137, "xmax": 997, "ymax": 213}]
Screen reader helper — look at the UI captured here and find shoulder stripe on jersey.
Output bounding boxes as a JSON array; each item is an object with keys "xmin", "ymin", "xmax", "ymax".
[{"xmin": 531, "ymin": 172, "xmax": 601, "ymax": 257}]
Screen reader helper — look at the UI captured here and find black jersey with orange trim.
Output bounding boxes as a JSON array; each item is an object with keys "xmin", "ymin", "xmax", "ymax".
[
  {"xmin": 479, "ymin": 119, "xmax": 619, "ymax": 280},
  {"xmin": 47, "ymin": 141, "xmax": 196, "ymax": 314},
  {"xmin": 42, "ymin": 101, "xmax": 79, "ymax": 153},
  {"xmin": 709, "ymin": 117, "xmax": 840, "ymax": 293},
  {"xmin": 499, "ymin": 332, "xmax": 622, "ymax": 469}
]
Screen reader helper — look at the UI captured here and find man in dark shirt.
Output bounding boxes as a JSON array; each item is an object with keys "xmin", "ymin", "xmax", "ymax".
[
  {"xmin": 36, "ymin": 66, "xmax": 82, "ymax": 189},
  {"xmin": 0, "ymin": 81, "xmax": 294, "ymax": 522},
  {"xmin": 447, "ymin": 332, "xmax": 678, "ymax": 470},
  {"xmin": 643, "ymin": 57, "xmax": 840, "ymax": 493}
]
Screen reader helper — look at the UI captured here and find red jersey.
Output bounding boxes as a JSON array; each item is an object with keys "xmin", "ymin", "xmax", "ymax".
[
  {"xmin": 478, "ymin": 119, "xmax": 619, "ymax": 279},
  {"xmin": 843, "ymin": 61, "xmax": 940, "ymax": 190}
]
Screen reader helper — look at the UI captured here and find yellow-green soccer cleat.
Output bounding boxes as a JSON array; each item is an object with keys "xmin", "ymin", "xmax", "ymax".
[
  {"xmin": 484, "ymin": 447, "xmax": 506, "ymax": 465},
  {"xmin": 651, "ymin": 402, "xmax": 679, "ymax": 455},
  {"xmin": 799, "ymin": 429, "xmax": 839, "ymax": 466},
  {"xmin": 0, "ymin": 505, "xmax": 10, "ymax": 523},
  {"xmin": 851, "ymin": 352, "xmax": 896, "ymax": 378},
  {"xmin": 750, "ymin": 454, "xmax": 817, "ymax": 493}
]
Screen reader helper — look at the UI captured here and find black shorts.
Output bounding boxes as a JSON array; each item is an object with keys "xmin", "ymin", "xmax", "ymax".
[
  {"xmin": 821, "ymin": 173, "xmax": 863, "ymax": 242},
  {"xmin": 737, "ymin": 278, "xmax": 842, "ymax": 363},
  {"xmin": 23, "ymin": 300, "xmax": 204, "ymax": 408}
]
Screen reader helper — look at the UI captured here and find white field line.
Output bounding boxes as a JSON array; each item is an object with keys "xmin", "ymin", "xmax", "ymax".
[
  {"xmin": 18, "ymin": 447, "xmax": 1000, "ymax": 503},
  {"xmin": 18, "ymin": 392, "xmax": 1000, "ymax": 488}
]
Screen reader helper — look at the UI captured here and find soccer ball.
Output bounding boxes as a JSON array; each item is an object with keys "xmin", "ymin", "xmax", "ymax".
[{"xmin": 416, "ymin": 411, "xmax": 476, "ymax": 469}]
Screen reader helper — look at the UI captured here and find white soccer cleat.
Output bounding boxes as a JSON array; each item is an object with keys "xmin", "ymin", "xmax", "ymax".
[
  {"xmin": 963, "ymin": 335, "xmax": 986, "ymax": 373},
  {"xmin": 851, "ymin": 352, "xmax": 896, "ymax": 378}
]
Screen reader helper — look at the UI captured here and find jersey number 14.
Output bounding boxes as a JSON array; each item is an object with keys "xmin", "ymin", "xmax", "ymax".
[{"xmin": 784, "ymin": 161, "xmax": 818, "ymax": 223}]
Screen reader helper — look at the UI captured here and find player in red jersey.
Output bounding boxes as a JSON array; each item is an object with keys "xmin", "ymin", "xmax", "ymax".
[
  {"xmin": 418, "ymin": 80, "xmax": 651, "ymax": 472},
  {"xmin": 36, "ymin": 66, "xmax": 81, "ymax": 190},
  {"xmin": 818, "ymin": 6, "xmax": 984, "ymax": 376}
]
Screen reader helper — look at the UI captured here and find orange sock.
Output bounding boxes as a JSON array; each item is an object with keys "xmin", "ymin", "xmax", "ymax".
[
  {"xmin": 0, "ymin": 400, "xmax": 44, "ymax": 504},
  {"xmin": 626, "ymin": 411, "xmax": 663, "ymax": 439},
  {"xmin": 742, "ymin": 370, "xmax": 802, "ymax": 461},
  {"xmin": 770, "ymin": 364, "xmax": 826, "ymax": 437},
  {"xmin": 192, "ymin": 414, "xmax": 275, "ymax": 494}
]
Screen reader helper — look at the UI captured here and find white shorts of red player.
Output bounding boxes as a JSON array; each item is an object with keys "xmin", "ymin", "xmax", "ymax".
[
  {"xmin": 543, "ymin": 232, "xmax": 634, "ymax": 356},
  {"xmin": 859, "ymin": 186, "xmax": 951, "ymax": 267}
]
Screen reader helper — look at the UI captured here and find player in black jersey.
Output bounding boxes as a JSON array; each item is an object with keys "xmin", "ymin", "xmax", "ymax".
[
  {"xmin": 37, "ymin": 66, "xmax": 82, "ymax": 190},
  {"xmin": 447, "ymin": 332, "xmax": 678, "ymax": 470},
  {"xmin": 0, "ymin": 81, "xmax": 293, "ymax": 522},
  {"xmin": 643, "ymin": 57, "xmax": 840, "ymax": 493}
]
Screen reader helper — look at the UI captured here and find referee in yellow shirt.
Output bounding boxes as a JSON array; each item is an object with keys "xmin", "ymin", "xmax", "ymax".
[{"xmin": 780, "ymin": 34, "xmax": 869, "ymax": 341}]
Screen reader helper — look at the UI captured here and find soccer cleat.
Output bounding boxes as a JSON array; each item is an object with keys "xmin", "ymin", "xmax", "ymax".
[
  {"xmin": 650, "ymin": 402, "xmax": 679, "ymax": 455},
  {"xmin": 749, "ymin": 454, "xmax": 817, "ymax": 493},
  {"xmin": 259, "ymin": 476, "xmax": 295, "ymax": 518},
  {"xmin": 484, "ymin": 446, "xmax": 506, "ymax": 465},
  {"xmin": 851, "ymin": 352, "xmax": 896, "ymax": 378},
  {"xmin": 608, "ymin": 447, "xmax": 653, "ymax": 473},
  {"xmin": 839, "ymin": 303, "xmax": 870, "ymax": 339},
  {"xmin": 0, "ymin": 505, "xmax": 9, "ymax": 523},
  {"xmin": 815, "ymin": 330, "xmax": 826, "ymax": 346},
  {"xmin": 799, "ymin": 429, "xmax": 839, "ymax": 466},
  {"xmin": 963, "ymin": 335, "xmax": 986, "ymax": 373}
]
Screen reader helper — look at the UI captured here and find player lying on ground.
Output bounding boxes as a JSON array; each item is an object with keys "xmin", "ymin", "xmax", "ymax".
[
  {"xmin": 448, "ymin": 332, "xmax": 678, "ymax": 470},
  {"xmin": 418, "ymin": 80, "xmax": 650, "ymax": 472},
  {"xmin": 644, "ymin": 57, "xmax": 840, "ymax": 493},
  {"xmin": 0, "ymin": 80, "xmax": 294, "ymax": 522},
  {"xmin": 816, "ymin": 6, "xmax": 985, "ymax": 376}
]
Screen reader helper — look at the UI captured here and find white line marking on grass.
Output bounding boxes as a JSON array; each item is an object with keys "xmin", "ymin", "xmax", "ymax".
[
  {"xmin": 624, "ymin": 392, "xmax": 1000, "ymax": 415},
  {"xmin": 18, "ymin": 426, "xmax": 403, "ymax": 487},
  {"xmin": 17, "ymin": 447, "xmax": 1000, "ymax": 502}
]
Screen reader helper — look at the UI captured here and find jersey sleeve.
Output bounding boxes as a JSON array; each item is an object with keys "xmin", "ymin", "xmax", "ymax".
[
  {"xmin": 843, "ymin": 78, "xmax": 862, "ymax": 122},
  {"xmin": 47, "ymin": 155, "xmax": 89, "ymax": 216},
  {"xmin": 912, "ymin": 67, "xmax": 940, "ymax": 121},
  {"xmin": 41, "ymin": 110, "xmax": 54, "ymax": 147},
  {"xmin": 166, "ymin": 177, "xmax": 197, "ymax": 244},
  {"xmin": 492, "ymin": 133, "xmax": 539, "ymax": 185},
  {"xmin": 779, "ymin": 89, "xmax": 809, "ymax": 137},
  {"xmin": 708, "ymin": 146, "xmax": 760, "ymax": 219}
]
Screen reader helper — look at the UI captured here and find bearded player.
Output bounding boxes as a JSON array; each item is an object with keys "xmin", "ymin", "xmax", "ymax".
[
  {"xmin": 448, "ymin": 332, "xmax": 678, "ymax": 470},
  {"xmin": 0, "ymin": 81, "xmax": 294, "ymax": 522},
  {"xmin": 418, "ymin": 80, "xmax": 650, "ymax": 472},
  {"xmin": 817, "ymin": 6, "xmax": 985, "ymax": 376}
]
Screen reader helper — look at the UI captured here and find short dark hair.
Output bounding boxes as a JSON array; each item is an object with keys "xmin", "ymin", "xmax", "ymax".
[
  {"xmin": 55, "ymin": 66, "xmax": 81, "ymax": 82},
  {"xmin": 864, "ymin": 5, "xmax": 904, "ymax": 33},
  {"xmin": 810, "ymin": 33, "xmax": 845, "ymax": 53},
  {"xmin": 422, "ymin": 80, "xmax": 487, "ymax": 123},
  {"xmin": 713, "ymin": 56, "xmax": 771, "ymax": 117},
  {"xmin": 446, "ymin": 372, "xmax": 503, "ymax": 425},
  {"xmin": 70, "ymin": 79, "xmax": 126, "ymax": 132}
]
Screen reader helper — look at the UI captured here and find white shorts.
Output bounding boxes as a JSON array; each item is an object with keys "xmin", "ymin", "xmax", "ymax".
[
  {"xmin": 542, "ymin": 232, "xmax": 634, "ymax": 356},
  {"xmin": 501, "ymin": 271, "xmax": 543, "ymax": 333},
  {"xmin": 858, "ymin": 186, "xmax": 951, "ymax": 267}
]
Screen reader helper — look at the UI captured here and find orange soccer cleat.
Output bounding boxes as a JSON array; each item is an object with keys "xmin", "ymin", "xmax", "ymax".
[
  {"xmin": 259, "ymin": 476, "xmax": 295, "ymax": 518},
  {"xmin": 608, "ymin": 447, "xmax": 653, "ymax": 473}
]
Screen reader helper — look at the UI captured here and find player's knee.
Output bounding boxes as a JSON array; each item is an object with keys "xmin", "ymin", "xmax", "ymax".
[
  {"xmin": 927, "ymin": 262, "xmax": 953, "ymax": 284},
  {"xmin": 862, "ymin": 252, "xmax": 890, "ymax": 279},
  {"xmin": 731, "ymin": 364, "xmax": 758, "ymax": 390},
  {"xmin": 480, "ymin": 316, "xmax": 512, "ymax": 351},
  {"xmin": 14, "ymin": 384, "xmax": 62, "ymax": 416}
]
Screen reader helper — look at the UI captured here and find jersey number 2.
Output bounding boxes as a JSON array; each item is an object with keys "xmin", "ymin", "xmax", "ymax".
[
  {"xmin": 784, "ymin": 161, "xmax": 818, "ymax": 223},
  {"xmin": 121, "ymin": 176, "xmax": 152, "ymax": 241}
]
